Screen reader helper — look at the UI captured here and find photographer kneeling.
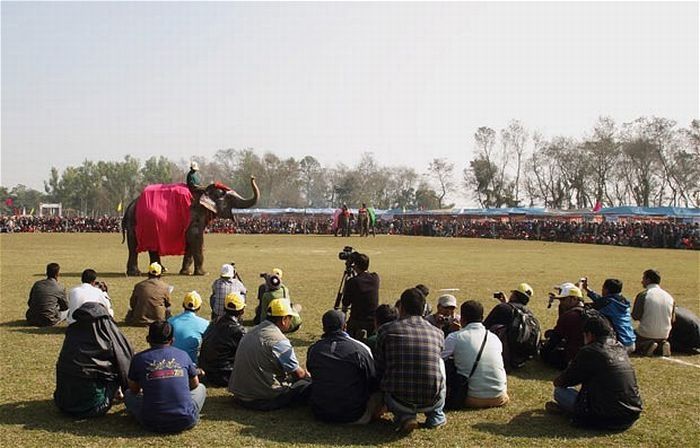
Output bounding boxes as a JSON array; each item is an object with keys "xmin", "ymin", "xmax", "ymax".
[
  {"xmin": 341, "ymin": 252, "xmax": 380, "ymax": 340},
  {"xmin": 540, "ymin": 284, "xmax": 587, "ymax": 370}
]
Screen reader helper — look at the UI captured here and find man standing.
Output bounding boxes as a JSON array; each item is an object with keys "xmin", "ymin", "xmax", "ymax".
[
  {"xmin": 582, "ymin": 278, "xmax": 636, "ymax": 353},
  {"xmin": 125, "ymin": 262, "xmax": 172, "ymax": 326},
  {"xmin": 307, "ymin": 310, "xmax": 381, "ymax": 424},
  {"xmin": 632, "ymin": 269, "xmax": 675, "ymax": 356},
  {"xmin": 198, "ymin": 293, "xmax": 247, "ymax": 387},
  {"xmin": 229, "ymin": 299, "xmax": 311, "ymax": 411},
  {"xmin": 341, "ymin": 252, "xmax": 380, "ymax": 340},
  {"xmin": 426, "ymin": 294, "xmax": 462, "ymax": 337},
  {"xmin": 540, "ymin": 284, "xmax": 587, "ymax": 369},
  {"xmin": 26, "ymin": 262, "xmax": 68, "ymax": 327},
  {"xmin": 210, "ymin": 263, "xmax": 247, "ymax": 321},
  {"xmin": 375, "ymin": 288, "xmax": 446, "ymax": 433},
  {"xmin": 547, "ymin": 315, "xmax": 642, "ymax": 430},
  {"xmin": 442, "ymin": 300, "xmax": 508, "ymax": 409},
  {"xmin": 125, "ymin": 321, "xmax": 206, "ymax": 433},
  {"xmin": 168, "ymin": 291, "xmax": 210, "ymax": 363},
  {"xmin": 67, "ymin": 269, "xmax": 113, "ymax": 325}
]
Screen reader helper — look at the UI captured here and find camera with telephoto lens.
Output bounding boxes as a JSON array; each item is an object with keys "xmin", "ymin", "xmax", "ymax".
[{"xmin": 338, "ymin": 246, "xmax": 354, "ymax": 261}]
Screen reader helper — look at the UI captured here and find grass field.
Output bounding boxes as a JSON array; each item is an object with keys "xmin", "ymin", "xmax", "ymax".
[{"xmin": 1, "ymin": 233, "xmax": 698, "ymax": 447}]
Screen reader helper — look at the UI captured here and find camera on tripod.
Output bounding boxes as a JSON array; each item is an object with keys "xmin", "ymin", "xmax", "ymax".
[
  {"xmin": 334, "ymin": 246, "xmax": 358, "ymax": 310},
  {"xmin": 338, "ymin": 246, "xmax": 354, "ymax": 262}
]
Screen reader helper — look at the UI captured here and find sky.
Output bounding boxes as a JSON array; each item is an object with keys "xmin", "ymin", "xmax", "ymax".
[{"xmin": 1, "ymin": 1, "xmax": 698, "ymax": 203}]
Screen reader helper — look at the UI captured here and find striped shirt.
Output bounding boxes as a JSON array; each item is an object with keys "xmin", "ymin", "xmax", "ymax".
[{"xmin": 210, "ymin": 277, "xmax": 247, "ymax": 320}]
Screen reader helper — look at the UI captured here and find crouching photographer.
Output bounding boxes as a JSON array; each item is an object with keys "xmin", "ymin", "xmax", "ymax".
[
  {"xmin": 340, "ymin": 251, "xmax": 380, "ymax": 340},
  {"xmin": 540, "ymin": 283, "xmax": 592, "ymax": 370}
]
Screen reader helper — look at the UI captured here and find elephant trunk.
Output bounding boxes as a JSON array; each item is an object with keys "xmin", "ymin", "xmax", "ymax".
[{"xmin": 226, "ymin": 176, "xmax": 260, "ymax": 209}]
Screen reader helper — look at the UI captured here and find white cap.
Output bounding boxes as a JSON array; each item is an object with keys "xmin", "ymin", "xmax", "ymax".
[
  {"xmin": 190, "ymin": 161, "xmax": 200, "ymax": 171},
  {"xmin": 437, "ymin": 294, "xmax": 457, "ymax": 308},
  {"xmin": 220, "ymin": 264, "xmax": 234, "ymax": 278}
]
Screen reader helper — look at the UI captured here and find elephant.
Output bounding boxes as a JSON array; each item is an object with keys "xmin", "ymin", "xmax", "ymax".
[{"xmin": 122, "ymin": 177, "xmax": 259, "ymax": 276}]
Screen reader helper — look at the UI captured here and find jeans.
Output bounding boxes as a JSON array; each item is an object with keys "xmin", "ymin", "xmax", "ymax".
[
  {"xmin": 124, "ymin": 383, "xmax": 207, "ymax": 425},
  {"xmin": 385, "ymin": 360, "xmax": 446, "ymax": 428},
  {"xmin": 554, "ymin": 386, "xmax": 578, "ymax": 413}
]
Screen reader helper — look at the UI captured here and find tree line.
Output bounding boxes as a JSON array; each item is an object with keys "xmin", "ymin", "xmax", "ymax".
[{"xmin": 2, "ymin": 116, "xmax": 698, "ymax": 216}]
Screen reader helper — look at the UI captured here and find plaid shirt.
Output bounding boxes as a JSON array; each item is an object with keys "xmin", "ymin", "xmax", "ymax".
[
  {"xmin": 375, "ymin": 315, "xmax": 445, "ymax": 407},
  {"xmin": 210, "ymin": 277, "xmax": 247, "ymax": 320}
]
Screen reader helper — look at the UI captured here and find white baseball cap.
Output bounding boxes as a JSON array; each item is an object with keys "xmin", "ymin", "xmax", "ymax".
[{"xmin": 220, "ymin": 264, "xmax": 235, "ymax": 278}]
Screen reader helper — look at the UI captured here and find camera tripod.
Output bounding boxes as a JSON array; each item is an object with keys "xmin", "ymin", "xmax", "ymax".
[{"xmin": 333, "ymin": 263, "xmax": 355, "ymax": 311}]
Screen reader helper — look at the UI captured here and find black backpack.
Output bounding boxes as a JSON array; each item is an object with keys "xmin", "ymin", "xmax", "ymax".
[{"xmin": 507, "ymin": 303, "xmax": 541, "ymax": 360}]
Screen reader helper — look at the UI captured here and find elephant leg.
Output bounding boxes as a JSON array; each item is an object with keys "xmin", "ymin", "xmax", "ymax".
[
  {"xmin": 180, "ymin": 253, "xmax": 194, "ymax": 276},
  {"xmin": 126, "ymin": 224, "xmax": 141, "ymax": 276},
  {"xmin": 181, "ymin": 217, "xmax": 207, "ymax": 276}
]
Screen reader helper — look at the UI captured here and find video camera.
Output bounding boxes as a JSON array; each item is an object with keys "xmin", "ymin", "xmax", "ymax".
[{"xmin": 338, "ymin": 246, "xmax": 354, "ymax": 262}]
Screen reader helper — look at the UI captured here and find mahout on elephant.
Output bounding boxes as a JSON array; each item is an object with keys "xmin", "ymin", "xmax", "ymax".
[{"xmin": 122, "ymin": 177, "xmax": 259, "ymax": 276}]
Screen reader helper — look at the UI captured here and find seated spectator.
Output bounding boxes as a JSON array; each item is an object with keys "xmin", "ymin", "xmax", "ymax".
[
  {"xmin": 583, "ymin": 277, "xmax": 636, "ymax": 353},
  {"xmin": 125, "ymin": 321, "xmax": 207, "ymax": 433},
  {"xmin": 632, "ymin": 269, "xmax": 675, "ymax": 357},
  {"xmin": 198, "ymin": 293, "xmax": 247, "ymax": 387},
  {"xmin": 376, "ymin": 287, "xmax": 446, "ymax": 433},
  {"xmin": 540, "ymin": 284, "xmax": 586, "ymax": 370},
  {"xmin": 210, "ymin": 263, "xmax": 247, "ymax": 321},
  {"xmin": 443, "ymin": 300, "xmax": 508, "ymax": 409},
  {"xmin": 669, "ymin": 307, "xmax": 700, "ymax": 353},
  {"xmin": 484, "ymin": 283, "xmax": 540, "ymax": 371},
  {"xmin": 306, "ymin": 310, "xmax": 382, "ymax": 424},
  {"xmin": 426, "ymin": 294, "xmax": 461, "ymax": 337},
  {"xmin": 54, "ymin": 302, "xmax": 133, "ymax": 418},
  {"xmin": 229, "ymin": 299, "xmax": 311, "ymax": 411},
  {"xmin": 124, "ymin": 262, "xmax": 172, "ymax": 326},
  {"xmin": 546, "ymin": 315, "xmax": 643, "ymax": 430},
  {"xmin": 254, "ymin": 267, "xmax": 285, "ymax": 324},
  {"xmin": 27, "ymin": 262, "xmax": 68, "ymax": 327},
  {"xmin": 67, "ymin": 269, "xmax": 113, "ymax": 325},
  {"xmin": 415, "ymin": 284, "xmax": 432, "ymax": 317},
  {"xmin": 257, "ymin": 271, "xmax": 302, "ymax": 332},
  {"xmin": 168, "ymin": 291, "xmax": 210, "ymax": 363},
  {"xmin": 365, "ymin": 304, "xmax": 399, "ymax": 354}
]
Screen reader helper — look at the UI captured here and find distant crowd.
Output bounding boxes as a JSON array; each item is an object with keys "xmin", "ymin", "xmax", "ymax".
[{"xmin": 2, "ymin": 215, "xmax": 698, "ymax": 249}]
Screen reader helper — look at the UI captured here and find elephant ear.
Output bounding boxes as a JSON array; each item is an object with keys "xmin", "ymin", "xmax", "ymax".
[{"xmin": 199, "ymin": 194, "xmax": 218, "ymax": 213}]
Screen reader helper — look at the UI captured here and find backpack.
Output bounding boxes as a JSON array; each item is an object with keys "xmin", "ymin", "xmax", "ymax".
[{"xmin": 507, "ymin": 303, "xmax": 541, "ymax": 360}]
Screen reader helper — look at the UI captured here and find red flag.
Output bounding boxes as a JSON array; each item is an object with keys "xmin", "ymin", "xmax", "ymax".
[{"xmin": 592, "ymin": 200, "xmax": 602, "ymax": 212}]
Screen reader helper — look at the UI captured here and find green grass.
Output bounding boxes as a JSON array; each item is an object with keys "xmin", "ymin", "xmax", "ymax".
[{"xmin": 1, "ymin": 233, "xmax": 699, "ymax": 447}]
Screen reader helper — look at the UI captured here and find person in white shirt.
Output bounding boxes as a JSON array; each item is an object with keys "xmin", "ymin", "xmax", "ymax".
[
  {"xmin": 67, "ymin": 269, "xmax": 114, "ymax": 325},
  {"xmin": 632, "ymin": 269, "xmax": 675, "ymax": 357},
  {"xmin": 442, "ymin": 300, "xmax": 509, "ymax": 408}
]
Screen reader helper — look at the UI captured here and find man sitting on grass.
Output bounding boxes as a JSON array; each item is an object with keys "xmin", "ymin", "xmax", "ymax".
[
  {"xmin": 54, "ymin": 302, "xmax": 133, "ymax": 418},
  {"xmin": 229, "ymin": 298, "xmax": 311, "ymax": 411},
  {"xmin": 26, "ymin": 262, "xmax": 68, "ymax": 327},
  {"xmin": 375, "ymin": 287, "xmax": 446, "ymax": 433},
  {"xmin": 168, "ymin": 291, "xmax": 210, "ymax": 363},
  {"xmin": 546, "ymin": 315, "xmax": 642, "ymax": 430},
  {"xmin": 125, "ymin": 321, "xmax": 207, "ymax": 433},
  {"xmin": 198, "ymin": 293, "xmax": 247, "ymax": 387}
]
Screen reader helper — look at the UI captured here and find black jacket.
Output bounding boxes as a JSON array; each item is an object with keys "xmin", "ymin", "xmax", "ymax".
[
  {"xmin": 307, "ymin": 331, "xmax": 377, "ymax": 423},
  {"xmin": 342, "ymin": 271, "xmax": 380, "ymax": 324},
  {"xmin": 555, "ymin": 337, "xmax": 642, "ymax": 429},
  {"xmin": 669, "ymin": 306, "xmax": 700, "ymax": 352},
  {"xmin": 56, "ymin": 302, "xmax": 133, "ymax": 389},
  {"xmin": 198, "ymin": 313, "xmax": 246, "ymax": 386}
]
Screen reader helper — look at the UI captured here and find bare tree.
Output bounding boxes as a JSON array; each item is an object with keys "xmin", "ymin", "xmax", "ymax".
[
  {"xmin": 501, "ymin": 120, "xmax": 529, "ymax": 205},
  {"xmin": 427, "ymin": 158, "xmax": 455, "ymax": 209}
]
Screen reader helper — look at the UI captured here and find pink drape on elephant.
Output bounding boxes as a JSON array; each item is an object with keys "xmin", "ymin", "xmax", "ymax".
[{"xmin": 135, "ymin": 183, "xmax": 192, "ymax": 256}]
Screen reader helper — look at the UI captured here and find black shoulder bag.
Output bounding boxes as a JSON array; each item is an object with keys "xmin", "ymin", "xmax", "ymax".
[{"xmin": 444, "ymin": 330, "xmax": 489, "ymax": 410}]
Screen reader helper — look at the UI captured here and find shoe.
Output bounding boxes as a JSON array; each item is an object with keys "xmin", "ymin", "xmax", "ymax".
[
  {"xmin": 545, "ymin": 401, "xmax": 564, "ymax": 415},
  {"xmin": 395, "ymin": 417, "xmax": 419, "ymax": 434},
  {"xmin": 424, "ymin": 418, "xmax": 446, "ymax": 429},
  {"xmin": 644, "ymin": 342, "xmax": 658, "ymax": 357},
  {"xmin": 660, "ymin": 341, "xmax": 671, "ymax": 357}
]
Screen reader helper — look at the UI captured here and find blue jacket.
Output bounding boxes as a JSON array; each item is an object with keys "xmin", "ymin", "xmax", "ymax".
[{"xmin": 587, "ymin": 291, "xmax": 636, "ymax": 347}]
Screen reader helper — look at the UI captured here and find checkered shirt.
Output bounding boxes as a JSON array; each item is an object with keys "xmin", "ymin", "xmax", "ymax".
[
  {"xmin": 210, "ymin": 277, "xmax": 247, "ymax": 319},
  {"xmin": 375, "ymin": 315, "xmax": 445, "ymax": 407}
]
